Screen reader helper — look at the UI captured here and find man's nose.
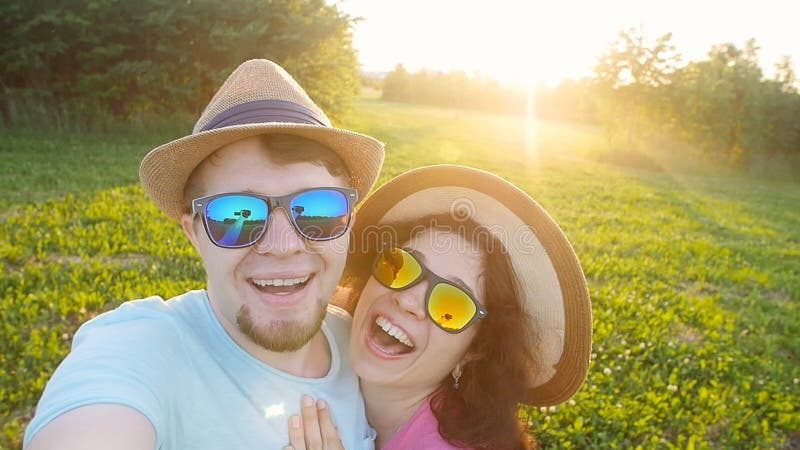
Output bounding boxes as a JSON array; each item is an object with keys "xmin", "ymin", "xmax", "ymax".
[{"xmin": 252, "ymin": 207, "xmax": 305, "ymax": 256}]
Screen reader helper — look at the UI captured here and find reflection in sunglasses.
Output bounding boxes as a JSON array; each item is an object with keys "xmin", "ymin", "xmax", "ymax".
[
  {"xmin": 372, "ymin": 247, "xmax": 487, "ymax": 333},
  {"xmin": 193, "ymin": 188, "xmax": 356, "ymax": 247},
  {"xmin": 375, "ymin": 249, "xmax": 406, "ymax": 286}
]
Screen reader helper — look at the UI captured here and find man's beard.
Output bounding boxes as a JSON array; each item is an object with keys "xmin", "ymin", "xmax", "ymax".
[{"xmin": 236, "ymin": 301, "xmax": 328, "ymax": 352}]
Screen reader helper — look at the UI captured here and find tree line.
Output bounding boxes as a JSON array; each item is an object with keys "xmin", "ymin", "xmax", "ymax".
[
  {"xmin": 2, "ymin": 4, "xmax": 797, "ymax": 171},
  {"xmin": 381, "ymin": 29, "xmax": 800, "ymax": 170},
  {"xmin": 0, "ymin": 0, "xmax": 360, "ymax": 126}
]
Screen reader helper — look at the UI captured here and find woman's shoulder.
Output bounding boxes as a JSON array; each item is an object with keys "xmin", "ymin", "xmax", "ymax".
[{"xmin": 384, "ymin": 399, "xmax": 468, "ymax": 450}]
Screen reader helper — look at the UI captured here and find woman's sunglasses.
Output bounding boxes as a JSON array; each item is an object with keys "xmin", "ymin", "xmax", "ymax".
[
  {"xmin": 191, "ymin": 187, "xmax": 357, "ymax": 248},
  {"xmin": 372, "ymin": 246, "xmax": 487, "ymax": 334}
]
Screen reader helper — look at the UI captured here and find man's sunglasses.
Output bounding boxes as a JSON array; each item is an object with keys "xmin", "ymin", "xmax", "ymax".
[
  {"xmin": 372, "ymin": 246, "xmax": 488, "ymax": 334},
  {"xmin": 191, "ymin": 187, "xmax": 357, "ymax": 248}
]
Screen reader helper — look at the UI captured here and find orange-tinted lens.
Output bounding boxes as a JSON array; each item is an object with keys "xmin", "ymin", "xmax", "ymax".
[
  {"xmin": 374, "ymin": 247, "xmax": 422, "ymax": 289},
  {"xmin": 428, "ymin": 284, "xmax": 477, "ymax": 332}
]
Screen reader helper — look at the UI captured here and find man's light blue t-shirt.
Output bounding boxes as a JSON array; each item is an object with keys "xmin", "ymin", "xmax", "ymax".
[{"xmin": 24, "ymin": 290, "xmax": 375, "ymax": 449}]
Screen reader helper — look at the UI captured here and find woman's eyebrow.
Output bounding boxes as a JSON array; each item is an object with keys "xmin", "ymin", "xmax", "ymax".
[
  {"xmin": 405, "ymin": 247, "xmax": 477, "ymax": 296},
  {"xmin": 448, "ymin": 276, "xmax": 476, "ymax": 296}
]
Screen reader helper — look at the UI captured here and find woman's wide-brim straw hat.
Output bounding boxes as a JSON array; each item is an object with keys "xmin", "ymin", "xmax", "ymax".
[
  {"xmin": 351, "ymin": 165, "xmax": 592, "ymax": 406},
  {"xmin": 140, "ymin": 59, "xmax": 385, "ymax": 221}
]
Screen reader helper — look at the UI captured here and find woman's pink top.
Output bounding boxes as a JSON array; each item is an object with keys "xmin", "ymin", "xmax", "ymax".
[{"xmin": 382, "ymin": 398, "xmax": 465, "ymax": 450}]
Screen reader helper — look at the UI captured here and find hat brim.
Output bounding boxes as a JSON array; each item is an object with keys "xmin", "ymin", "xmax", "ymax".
[
  {"xmin": 139, "ymin": 123, "xmax": 385, "ymax": 221},
  {"xmin": 350, "ymin": 165, "xmax": 592, "ymax": 406}
]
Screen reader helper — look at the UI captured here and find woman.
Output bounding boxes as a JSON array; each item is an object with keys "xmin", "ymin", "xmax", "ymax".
[{"xmin": 287, "ymin": 165, "xmax": 592, "ymax": 449}]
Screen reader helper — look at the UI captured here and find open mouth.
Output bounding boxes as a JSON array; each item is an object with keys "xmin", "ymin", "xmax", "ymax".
[
  {"xmin": 369, "ymin": 315, "xmax": 415, "ymax": 355},
  {"xmin": 250, "ymin": 275, "xmax": 311, "ymax": 295}
]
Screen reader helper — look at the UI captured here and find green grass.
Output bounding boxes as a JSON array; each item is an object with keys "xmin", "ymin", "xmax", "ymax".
[
  {"xmin": 2, "ymin": 100, "xmax": 799, "ymax": 449},
  {"xmin": 0, "ymin": 127, "xmax": 191, "ymax": 213}
]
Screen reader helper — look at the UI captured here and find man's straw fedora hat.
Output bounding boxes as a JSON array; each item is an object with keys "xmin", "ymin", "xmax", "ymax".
[
  {"xmin": 140, "ymin": 59, "xmax": 385, "ymax": 221},
  {"xmin": 349, "ymin": 165, "xmax": 592, "ymax": 406}
]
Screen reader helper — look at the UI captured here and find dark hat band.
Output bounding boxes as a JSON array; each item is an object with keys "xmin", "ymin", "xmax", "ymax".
[{"xmin": 200, "ymin": 99, "xmax": 327, "ymax": 132}]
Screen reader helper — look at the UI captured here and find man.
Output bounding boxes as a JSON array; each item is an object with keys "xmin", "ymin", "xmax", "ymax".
[{"xmin": 24, "ymin": 59, "xmax": 384, "ymax": 449}]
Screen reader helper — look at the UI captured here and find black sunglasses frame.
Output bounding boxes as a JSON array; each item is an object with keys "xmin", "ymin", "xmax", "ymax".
[
  {"xmin": 372, "ymin": 246, "xmax": 488, "ymax": 334},
  {"xmin": 191, "ymin": 187, "xmax": 357, "ymax": 248}
]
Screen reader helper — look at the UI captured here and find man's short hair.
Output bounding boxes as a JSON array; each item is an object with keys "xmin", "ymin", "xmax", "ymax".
[{"xmin": 183, "ymin": 134, "xmax": 351, "ymax": 212}]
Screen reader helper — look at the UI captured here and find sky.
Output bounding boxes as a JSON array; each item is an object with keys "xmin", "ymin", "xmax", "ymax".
[{"xmin": 337, "ymin": 0, "xmax": 800, "ymax": 85}]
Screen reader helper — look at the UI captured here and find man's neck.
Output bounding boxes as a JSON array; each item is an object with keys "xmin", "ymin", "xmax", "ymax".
[
  {"xmin": 360, "ymin": 381, "xmax": 432, "ymax": 449},
  {"xmin": 245, "ymin": 330, "xmax": 332, "ymax": 377}
]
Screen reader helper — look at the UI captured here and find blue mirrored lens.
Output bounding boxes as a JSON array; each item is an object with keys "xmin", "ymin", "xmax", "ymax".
[
  {"xmin": 205, "ymin": 195, "xmax": 268, "ymax": 247},
  {"xmin": 290, "ymin": 190, "xmax": 350, "ymax": 239}
]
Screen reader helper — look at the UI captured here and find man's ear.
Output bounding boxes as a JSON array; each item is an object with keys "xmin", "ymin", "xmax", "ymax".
[{"xmin": 180, "ymin": 213, "xmax": 201, "ymax": 252}]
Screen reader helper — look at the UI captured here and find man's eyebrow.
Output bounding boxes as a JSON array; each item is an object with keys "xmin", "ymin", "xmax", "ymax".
[{"xmin": 405, "ymin": 248, "xmax": 478, "ymax": 297}]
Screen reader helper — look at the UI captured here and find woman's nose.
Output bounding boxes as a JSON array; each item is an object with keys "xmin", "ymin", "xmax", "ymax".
[{"xmin": 392, "ymin": 282, "xmax": 428, "ymax": 320}]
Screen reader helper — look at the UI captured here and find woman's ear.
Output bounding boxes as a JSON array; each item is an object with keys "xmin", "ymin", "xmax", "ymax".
[{"xmin": 458, "ymin": 351, "xmax": 484, "ymax": 367}]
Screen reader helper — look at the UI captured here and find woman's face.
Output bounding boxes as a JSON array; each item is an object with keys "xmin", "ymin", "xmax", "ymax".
[{"xmin": 350, "ymin": 228, "xmax": 485, "ymax": 393}]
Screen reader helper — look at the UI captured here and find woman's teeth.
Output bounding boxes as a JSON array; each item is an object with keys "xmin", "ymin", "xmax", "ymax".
[{"xmin": 376, "ymin": 316, "xmax": 414, "ymax": 348}]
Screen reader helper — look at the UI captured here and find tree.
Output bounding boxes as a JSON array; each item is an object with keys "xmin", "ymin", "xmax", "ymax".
[
  {"xmin": 763, "ymin": 57, "xmax": 800, "ymax": 159},
  {"xmin": 593, "ymin": 27, "xmax": 681, "ymax": 148},
  {"xmin": 382, "ymin": 64, "xmax": 412, "ymax": 102},
  {"xmin": 774, "ymin": 56, "xmax": 797, "ymax": 94},
  {"xmin": 666, "ymin": 40, "xmax": 765, "ymax": 163},
  {"xmin": 0, "ymin": 0, "xmax": 360, "ymax": 125}
]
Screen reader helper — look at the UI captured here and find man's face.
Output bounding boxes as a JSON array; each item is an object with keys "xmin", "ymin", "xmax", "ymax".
[{"xmin": 181, "ymin": 136, "xmax": 350, "ymax": 353}]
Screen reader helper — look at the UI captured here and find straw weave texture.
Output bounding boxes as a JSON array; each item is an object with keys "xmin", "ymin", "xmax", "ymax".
[
  {"xmin": 351, "ymin": 165, "xmax": 592, "ymax": 406},
  {"xmin": 140, "ymin": 60, "xmax": 384, "ymax": 221},
  {"xmin": 194, "ymin": 60, "xmax": 331, "ymax": 134}
]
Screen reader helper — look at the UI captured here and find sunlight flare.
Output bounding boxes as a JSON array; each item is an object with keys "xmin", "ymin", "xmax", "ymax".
[
  {"xmin": 524, "ymin": 83, "xmax": 538, "ymax": 161},
  {"xmin": 263, "ymin": 402, "xmax": 286, "ymax": 419}
]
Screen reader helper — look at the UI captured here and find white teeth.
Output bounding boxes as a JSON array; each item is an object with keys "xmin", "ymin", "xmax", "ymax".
[
  {"xmin": 375, "ymin": 316, "xmax": 414, "ymax": 348},
  {"xmin": 252, "ymin": 275, "xmax": 310, "ymax": 287}
]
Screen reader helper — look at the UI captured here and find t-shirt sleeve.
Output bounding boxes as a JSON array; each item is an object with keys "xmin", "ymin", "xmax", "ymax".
[{"xmin": 23, "ymin": 298, "xmax": 181, "ymax": 448}]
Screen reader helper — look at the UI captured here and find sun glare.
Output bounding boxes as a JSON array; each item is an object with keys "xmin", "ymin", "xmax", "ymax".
[
  {"xmin": 345, "ymin": 0, "xmax": 798, "ymax": 86},
  {"xmin": 524, "ymin": 84, "xmax": 538, "ymax": 161},
  {"xmin": 346, "ymin": 0, "xmax": 606, "ymax": 86},
  {"xmin": 263, "ymin": 402, "xmax": 285, "ymax": 419}
]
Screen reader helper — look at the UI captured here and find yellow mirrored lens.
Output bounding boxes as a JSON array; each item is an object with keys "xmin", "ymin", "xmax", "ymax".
[
  {"xmin": 374, "ymin": 248, "xmax": 422, "ymax": 288},
  {"xmin": 428, "ymin": 284, "xmax": 477, "ymax": 332}
]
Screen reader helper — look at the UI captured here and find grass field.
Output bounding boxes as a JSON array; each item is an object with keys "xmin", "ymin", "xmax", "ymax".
[{"xmin": 2, "ymin": 99, "xmax": 798, "ymax": 449}]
